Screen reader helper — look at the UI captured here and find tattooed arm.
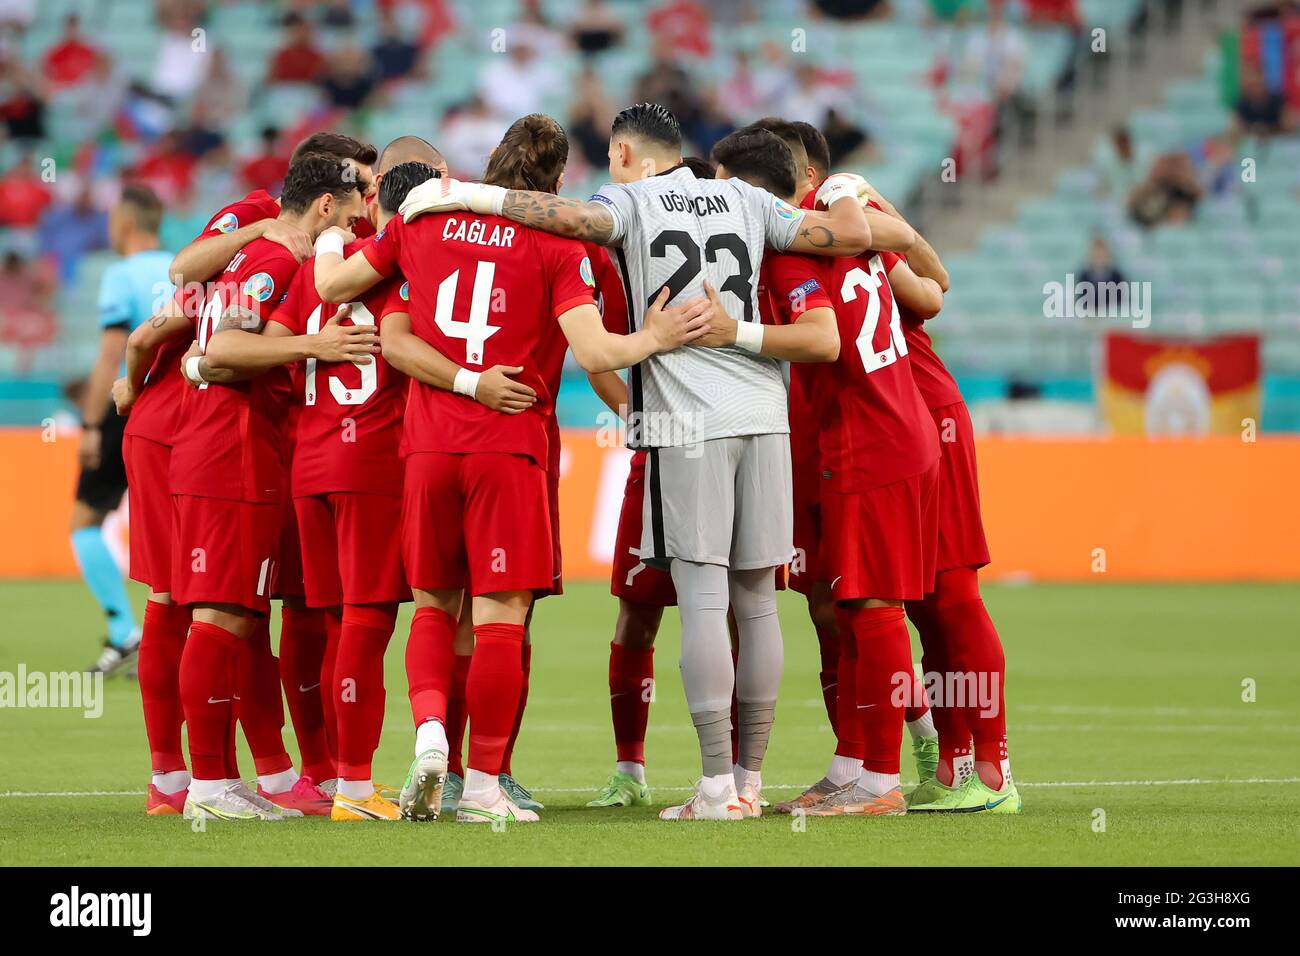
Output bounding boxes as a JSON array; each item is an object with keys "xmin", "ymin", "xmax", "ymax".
[
  {"xmin": 496, "ymin": 192, "xmax": 619, "ymax": 245},
  {"xmin": 783, "ymin": 192, "xmax": 872, "ymax": 257},
  {"xmin": 115, "ymin": 295, "xmax": 192, "ymax": 413}
]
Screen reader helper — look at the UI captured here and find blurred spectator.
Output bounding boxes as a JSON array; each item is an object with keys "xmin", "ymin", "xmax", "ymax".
[
  {"xmin": 271, "ymin": 12, "xmax": 327, "ymax": 83},
  {"xmin": 479, "ymin": 39, "xmax": 562, "ymax": 121},
  {"xmin": 43, "ymin": 14, "xmax": 100, "ymax": 89},
  {"xmin": 721, "ymin": 46, "xmax": 792, "ymax": 119},
  {"xmin": 569, "ymin": 66, "xmax": 615, "ymax": 169},
  {"xmin": 0, "ymin": 48, "xmax": 45, "ymax": 140},
  {"xmin": 151, "ymin": 0, "xmax": 211, "ymax": 101},
  {"xmin": 36, "ymin": 181, "xmax": 108, "ymax": 283},
  {"xmin": 1022, "ymin": 0, "xmax": 1082, "ymax": 28},
  {"xmin": 512, "ymin": 0, "xmax": 567, "ymax": 55},
  {"xmin": 178, "ymin": 98, "xmax": 227, "ymax": 159},
  {"xmin": 779, "ymin": 62, "xmax": 856, "ymax": 130},
  {"xmin": 61, "ymin": 50, "xmax": 123, "ymax": 139},
  {"xmin": 0, "ymin": 0, "xmax": 36, "ymax": 31},
  {"xmin": 1129, "ymin": 151, "xmax": 1202, "ymax": 228},
  {"xmin": 682, "ymin": 91, "xmax": 735, "ymax": 155},
  {"xmin": 812, "ymin": 0, "xmax": 890, "ymax": 20},
  {"xmin": 319, "ymin": 0, "xmax": 356, "ymax": 29},
  {"xmin": 1094, "ymin": 126, "xmax": 1143, "ymax": 200},
  {"xmin": 241, "ymin": 127, "xmax": 289, "ymax": 193},
  {"xmin": 132, "ymin": 131, "xmax": 198, "ymax": 205},
  {"xmin": 191, "ymin": 48, "xmax": 248, "ymax": 127},
  {"xmin": 320, "ymin": 45, "xmax": 377, "ymax": 110},
  {"xmin": 372, "ymin": 8, "xmax": 422, "ymax": 83},
  {"xmin": 1194, "ymin": 134, "xmax": 1239, "ymax": 198},
  {"xmin": 440, "ymin": 95, "xmax": 506, "ymax": 177},
  {"xmin": 823, "ymin": 106, "xmax": 876, "ymax": 165},
  {"xmin": 646, "ymin": 0, "xmax": 712, "ymax": 58},
  {"xmin": 1235, "ymin": 66, "xmax": 1293, "ymax": 137},
  {"xmin": 953, "ymin": 0, "xmax": 1031, "ymax": 143},
  {"xmin": 0, "ymin": 153, "xmax": 52, "ymax": 228},
  {"xmin": 570, "ymin": 0, "xmax": 625, "ymax": 55},
  {"xmin": 0, "ymin": 251, "xmax": 58, "ymax": 373},
  {"xmin": 1077, "ymin": 237, "xmax": 1127, "ymax": 310}
]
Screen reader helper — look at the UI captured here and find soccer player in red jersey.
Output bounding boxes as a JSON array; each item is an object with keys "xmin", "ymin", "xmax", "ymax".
[
  {"xmin": 709, "ymin": 131, "xmax": 945, "ymax": 816},
  {"xmin": 166, "ymin": 156, "xmax": 368, "ymax": 821},
  {"xmin": 114, "ymin": 133, "xmax": 382, "ymax": 815},
  {"xmin": 314, "ymin": 113, "xmax": 712, "ymax": 823},
  {"xmin": 857, "ymin": 184, "xmax": 1019, "ymax": 814},
  {"xmin": 199, "ymin": 155, "xmax": 463, "ymax": 821}
]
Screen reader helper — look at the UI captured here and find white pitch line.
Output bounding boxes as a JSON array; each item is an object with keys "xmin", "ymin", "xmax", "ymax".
[{"xmin": 2, "ymin": 777, "xmax": 1297, "ymax": 799}]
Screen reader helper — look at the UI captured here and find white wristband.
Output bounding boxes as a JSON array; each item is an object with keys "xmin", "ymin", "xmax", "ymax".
[
  {"xmin": 315, "ymin": 231, "xmax": 345, "ymax": 258},
  {"xmin": 184, "ymin": 355, "xmax": 207, "ymax": 384},
  {"xmin": 734, "ymin": 321, "xmax": 764, "ymax": 354},
  {"xmin": 816, "ymin": 176, "xmax": 858, "ymax": 210},
  {"xmin": 453, "ymin": 367, "xmax": 482, "ymax": 399},
  {"xmin": 468, "ymin": 184, "xmax": 508, "ymax": 216}
]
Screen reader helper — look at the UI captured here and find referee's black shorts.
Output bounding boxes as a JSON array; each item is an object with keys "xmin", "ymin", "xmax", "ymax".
[{"xmin": 75, "ymin": 399, "xmax": 128, "ymax": 512}]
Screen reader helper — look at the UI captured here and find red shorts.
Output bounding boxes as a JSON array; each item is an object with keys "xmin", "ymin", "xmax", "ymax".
[
  {"xmin": 822, "ymin": 463, "xmax": 939, "ymax": 603},
  {"xmin": 402, "ymin": 451, "xmax": 553, "ymax": 596},
  {"xmin": 171, "ymin": 494, "xmax": 282, "ymax": 614},
  {"xmin": 788, "ymin": 457, "xmax": 823, "ymax": 596},
  {"xmin": 538, "ymin": 467, "xmax": 563, "ymax": 598},
  {"xmin": 295, "ymin": 492, "xmax": 410, "ymax": 608},
  {"xmin": 274, "ymin": 495, "xmax": 305, "ymax": 599},
  {"xmin": 610, "ymin": 451, "xmax": 677, "ymax": 607},
  {"xmin": 123, "ymin": 434, "xmax": 173, "ymax": 593},
  {"xmin": 931, "ymin": 402, "xmax": 991, "ymax": 572}
]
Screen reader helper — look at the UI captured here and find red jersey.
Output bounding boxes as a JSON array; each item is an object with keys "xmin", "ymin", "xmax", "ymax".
[
  {"xmin": 758, "ymin": 254, "xmax": 821, "ymax": 484},
  {"xmin": 901, "ymin": 304, "xmax": 963, "ymax": 410},
  {"xmin": 362, "ymin": 211, "xmax": 596, "ymax": 466},
  {"xmin": 275, "ymin": 240, "xmax": 406, "ymax": 498},
  {"xmin": 765, "ymin": 244, "xmax": 938, "ymax": 492},
  {"xmin": 125, "ymin": 191, "xmax": 282, "ymax": 447},
  {"xmin": 169, "ymin": 237, "xmax": 301, "ymax": 503}
]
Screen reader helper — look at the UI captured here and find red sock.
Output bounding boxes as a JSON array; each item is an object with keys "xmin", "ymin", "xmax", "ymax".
[
  {"xmin": 608, "ymin": 641, "xmax": 653, "ymax": 764},
  {"xmin": 335, "ymin": 604, "xmax": 396, "ymax": 780},
  {"xmin": 500, "ymin": 641, "xmax": 531, "ymax": 776},
  {"xmin": 465, "ymin": 622, "xmax": 524, "ymax": 775},
  {"xmin": 446, "ymin": 653, "xmax": 472, "ymax": 776},
  {"xmin": 224, "ymin": 715, "xmax": 239, "ymax": 780},
  {"xmin": 904, "ymin": 694, "xmax": 929, "ymax": 725},
  {"xmin": 908, "ymin": 591, "xmax": 972, "ymax": 786},
  {"xmin": 840, "ymin": 605, "xmax": 912, "ymax": 775},
  {"xmin": 180, "ymin": 621, "xmax": 242, "ymax": 781},
  {"xmin": 834, "ymin": 624, "xmax": 864, "ymax": 760},
  {"xmin": 814, "ymin": 618, "xmax": 840, "ymax": 738},
  {"xmin": 236, "ymin": 617, "xmax": 292, "ymax": 776},
  {"xmin": 405, "ymin": 607, "xmax": 456, "ymax": 726},
  {"xmin": 138, "ymin": 601, "xmax": 191, "ymax": 773},
  {"xmin": 320, "ymin": 610, "xmax": 342, "ymax": 767},
  {"xmin": 278, "ymin": 606, "xmax": 333, "ymax": 781},
  {"xmin": 931, "ymin": 568, "xmax": 1008, "ymax": 788}
]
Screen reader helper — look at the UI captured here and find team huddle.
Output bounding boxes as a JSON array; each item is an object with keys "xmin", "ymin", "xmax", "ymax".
[{"xmin": 102, "ymin": 100, "xmax": 1019, "ymax": 824}]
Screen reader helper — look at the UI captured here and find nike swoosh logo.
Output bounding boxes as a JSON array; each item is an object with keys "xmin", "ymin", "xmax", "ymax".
[
  {"xmin": 207, "ymin": 697, "xmax": 231, "ymax": 704},
  {"xmin": 831, "ymin": 576, "xmax": 843, "ymax": 589},
  {"xmin": 298, "ymin": 682, "xmax": 320, "ymax": 692},
  {"xmin": 856, "ymin": 703, "xmax": 876, "ymax": 710},
  {"xmin": 984, "ymin": 794, "xmax": 1011, "ymax": 810}
]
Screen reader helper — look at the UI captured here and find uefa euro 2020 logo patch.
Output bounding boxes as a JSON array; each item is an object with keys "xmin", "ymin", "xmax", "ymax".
[
  {"xmin": 211, "ymin": 212, "xmax": 239, "ymax": 233},
  {"xmin": 399, "ymin": 280, "xmax": 409, "ymax": 301},
  {"xmin": 243, "ymin": 272, "xmax": 276, "ymax": 302},
  {"xmin": 773, "ymin": 197, "xmax": 799, "ymax": 222},
  {"xmin": 580, "ymin": 256, "xmax": 595, "ymax": 287}
]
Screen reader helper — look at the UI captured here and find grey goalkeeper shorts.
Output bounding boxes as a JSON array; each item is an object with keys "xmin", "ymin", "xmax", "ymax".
[{"xmin": 640, "ymin": 433, "xmax": 793, "ymax": 570}]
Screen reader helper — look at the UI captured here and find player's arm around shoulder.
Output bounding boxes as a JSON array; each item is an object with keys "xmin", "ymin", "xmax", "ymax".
[
  {"xmin": 560, "ymin": 287, "xmax": 712, "ymax": 374},
  {"xmin": 696, "ymin": 267, "xmax": 839, "ymax": 364},
  {"xmin": 784, "ymin": 177, "xmax": 873, "ymax": 257},
  {"xmin": 885, "ymin": 256, "xmax": 944, "ymax": 321}
]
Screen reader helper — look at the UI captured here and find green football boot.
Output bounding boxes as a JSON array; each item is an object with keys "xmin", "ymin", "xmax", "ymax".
[
  {"xmin": 586, "ymin": 771, "xmax": 652, "ymax": 808},
  {"xmin": 499, "ymin": 773, "xmax": 544, "ymax": 811},
  {"xmin": 911, "ymin": 734, "xmax": 939, "ymax": 785}
]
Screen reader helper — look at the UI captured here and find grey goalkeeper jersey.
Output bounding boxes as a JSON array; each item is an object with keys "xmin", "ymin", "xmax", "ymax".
[{"xmin": 592, "ymin": 166, "xmax": 806, "ymax": 448}]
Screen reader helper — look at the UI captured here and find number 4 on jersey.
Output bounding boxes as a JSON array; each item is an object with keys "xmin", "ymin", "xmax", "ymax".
[{"xmin": 436, "ymin": 261, "xmax": 502, "ymax": 366}]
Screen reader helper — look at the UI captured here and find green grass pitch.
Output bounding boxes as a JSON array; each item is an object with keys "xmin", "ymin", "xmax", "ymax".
[{"xmin": 1, "ymin": 579, "xmax": 1297, "ymax": 866}]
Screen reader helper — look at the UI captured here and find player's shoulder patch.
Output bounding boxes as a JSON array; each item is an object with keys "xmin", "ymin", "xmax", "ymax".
[
  {"xmin": 211, "ymin": 211, "xmax": 239, "ymax": 234},
  {"xmin": 789, "ymin": 278, "xmax": 822, "ymax": 302},
  {"xmin": 399, "ymin": 280, "xmax": 409, "ymax": 302},
  {"xmin": 243, "ymin": 271, "xmax": 276, "ymax": 303},
  {"xmin": 374, "ymin": 226, "xmax": 386, "ymax": 242},
  {"xmin": 589, "ymin": 193, "xmax": 615, "ymax": 208},
  {"xmin": 773, "ymin": 197, "xmax": 800, "ymax": 222},
  {"xmin": 579, "ymin": 256, "xmax": 595, "ymax": 288}
]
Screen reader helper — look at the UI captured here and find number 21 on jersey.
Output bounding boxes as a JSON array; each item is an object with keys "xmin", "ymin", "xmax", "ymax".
[{"xmin": 840, "ymin": 254, "xmax": 907, "ymax": 374}]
